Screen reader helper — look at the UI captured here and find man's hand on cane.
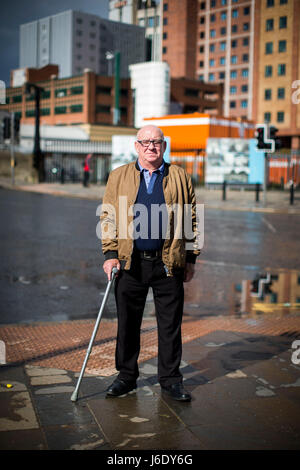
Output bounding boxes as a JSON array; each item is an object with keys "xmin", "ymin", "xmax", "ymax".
[{"xmin": 103, "ymin": 259, "xmax": 120, "ymax": 280}]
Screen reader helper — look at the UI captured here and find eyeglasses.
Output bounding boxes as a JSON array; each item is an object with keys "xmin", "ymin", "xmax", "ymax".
[{"xmin": 137, "ymin": 139, "xmax": 164, "ymax": 147}]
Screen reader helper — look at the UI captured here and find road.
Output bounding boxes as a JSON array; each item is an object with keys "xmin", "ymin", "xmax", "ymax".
[{"xmin": 0, "ymin": 187, "xmax": 299, "ymax": 324}]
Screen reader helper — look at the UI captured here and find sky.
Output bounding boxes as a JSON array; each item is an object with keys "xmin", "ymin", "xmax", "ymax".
[{"xmin": 0, "ymin": 0, "xmax": 109, "ymax": 86}]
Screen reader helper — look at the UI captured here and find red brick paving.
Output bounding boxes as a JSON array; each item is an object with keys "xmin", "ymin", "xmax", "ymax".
[{"xmin": 0, "ymin": 315, "xmax": 299, "ymax": 376}]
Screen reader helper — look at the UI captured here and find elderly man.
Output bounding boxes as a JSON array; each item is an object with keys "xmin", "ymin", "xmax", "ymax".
[{"xmin": 100, "ymin": 125, "xmax": 200, "ymax": 401}]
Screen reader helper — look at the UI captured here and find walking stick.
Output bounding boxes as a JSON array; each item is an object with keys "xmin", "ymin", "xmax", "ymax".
[{"xmin": 71, "ymin": 267, "xmax": 119, "ymax": 402}]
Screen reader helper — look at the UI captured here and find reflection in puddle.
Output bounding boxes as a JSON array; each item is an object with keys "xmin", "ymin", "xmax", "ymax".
[{"xmin": 234, "ymin": 269, "xmax": 300, "ymax": 317}]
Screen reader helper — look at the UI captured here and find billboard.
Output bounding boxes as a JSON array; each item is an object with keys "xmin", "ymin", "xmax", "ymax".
[
  {"xmin": 111, "ymin": 135, "xmax": 171, "ymax": 171},
  {"xmin": 205, "ymin": 138, "xmax": 264, "ymax": 184}
]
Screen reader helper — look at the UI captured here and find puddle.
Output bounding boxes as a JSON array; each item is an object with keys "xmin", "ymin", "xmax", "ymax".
[{"xmin": 232, "ymin": 268, "xmax": 300, "ymax": 318}]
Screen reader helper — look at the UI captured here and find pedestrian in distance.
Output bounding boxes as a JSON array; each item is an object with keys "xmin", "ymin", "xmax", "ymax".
[
  {"xmin": 100, "ymin": 125, "xmax": 200, "ymax": 401},
  {"xmin": 83, "ymin": 153, "xmax": 92, "ymax": 187}
]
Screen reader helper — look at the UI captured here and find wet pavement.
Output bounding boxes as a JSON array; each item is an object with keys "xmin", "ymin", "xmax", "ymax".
[{"xmin": 0, "ymin": 179, "xmax": 300, "ymax": 453}]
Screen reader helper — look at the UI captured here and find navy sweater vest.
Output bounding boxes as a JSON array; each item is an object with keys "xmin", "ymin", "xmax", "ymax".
[{"xmin": 133, "ymin": 171, "xmax": 167, "ymax": 251}]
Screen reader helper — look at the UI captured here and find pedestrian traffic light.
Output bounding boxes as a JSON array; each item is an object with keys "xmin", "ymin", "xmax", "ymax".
[
  {"xmin": 2, "ymin": 116, "xmax": 11, "ymax": 139},
  {"xmin": 269, "ymin": 126, "xmax": 281, "ymax": 150},
  {"xmin": 256, "ymin": 127, "xmax": 266, "ymax": 149}
]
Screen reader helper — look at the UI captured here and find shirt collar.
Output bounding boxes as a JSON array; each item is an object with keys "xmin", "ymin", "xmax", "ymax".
[{"xmin": 137, "ymin": 160, "xmax": 165, "ymax": 174}]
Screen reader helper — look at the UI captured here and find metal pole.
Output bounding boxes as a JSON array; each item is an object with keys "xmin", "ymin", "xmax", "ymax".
[
  {"xmin": 10, "ymin": 112, "xmax": 15, "ymax": 186},
  {"xmin": 263, "ymin": 152, "xmax": 268, "ymax": 206},
  {"xmin": 113, "ymin": 51, "xmax": 120, "ymax": 126}
]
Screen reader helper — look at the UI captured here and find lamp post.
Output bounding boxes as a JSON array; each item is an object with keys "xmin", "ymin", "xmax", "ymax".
[
  {"xmin": 105, "ymin": 51, "xmax": 121, "ymax": 126},
  {"xmin": 25, "ymin": 82, "xmax": 45, "ymax": 182}
]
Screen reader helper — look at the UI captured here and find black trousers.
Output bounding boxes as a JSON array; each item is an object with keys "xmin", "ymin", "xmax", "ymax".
[{"xmin": 114, "ymin": 254, "xmax": 185, "ymax": 388}]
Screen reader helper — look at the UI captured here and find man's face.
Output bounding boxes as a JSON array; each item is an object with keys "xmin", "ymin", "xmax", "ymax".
[{"xmin": 135, "ymin": 126, "xmax": 166, "ymax": 168}]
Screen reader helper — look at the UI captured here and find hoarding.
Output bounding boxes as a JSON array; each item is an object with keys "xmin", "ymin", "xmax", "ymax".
[
  {"xmin": 205, "ymin": 138, "xmax": 264, "ymax": 184},
  {"xmin": 111, "ymin": 135, "xmax": 171, "ymax": 171}
]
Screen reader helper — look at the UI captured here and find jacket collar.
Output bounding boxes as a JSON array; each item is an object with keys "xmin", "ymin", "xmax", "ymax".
[{"xmin": 134, "ymin": 159, "xmax": 169, "ymax": 176}]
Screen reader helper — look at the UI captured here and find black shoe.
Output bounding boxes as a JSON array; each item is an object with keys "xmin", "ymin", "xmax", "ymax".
[
  {"xmin": 106, "ymin": 378, "xmax": 137, "ymax": 397},
  {"xmin": 161, "ymin": 382, "xmax": 191, "ymax": 402}
]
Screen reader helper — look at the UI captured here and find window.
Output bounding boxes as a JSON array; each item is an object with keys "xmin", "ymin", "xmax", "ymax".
[
  {"xmin": 266, "ymin": 19, "xmax": 274, "ymax": 31},
  {"xmin": 220, "ymin": 57, "xmax": 226, "ymax": 65},
  {"xmin": 278, "ymin": 63, "xmax": 286, "ymax": 75},
  {"xmin": 265, "ymin": 65, "xmax": 273, "ymax": 77},
  {"xmin": 148, "ymin": 17, "xmax": 154, "ymax": 27},
  {"xmin": 96, "ymin": 105, "xmax": 110, "ymax": 113},
  {"xmin": 242, "ymin": 69, "xmax": 249, "ymax": 77},
  {"xmin": 200, "ymin": 16, "xmax": 205, "ymax": 24},
  {"xmin": 162, "ymin": 46, "xmax": 167, "ymax": 54},
  {"xmin": 244, "ymin": 6, "xmax": 250, "ymax": 14},
  {"xmin": 265, "ymin": 89, "xmax": 272, "ymax": 100},
  {"xmin": 163, "ymin": 3, "xmax": 168, "ymax": 11},
  {"xmin": 200, "ymin": 1, "xmax": 206, "ymax": 9},
  {"xmin": 163, "ymin": 17, "xmax": 168, "ymax": 25},
  {"xmin": 230, "ymin": 101, "xmax": 236, "ymax": 108},
  {"xmin": 163, "ymin": 32, "xmax": 168, "ymax": 39},
  {"xmin": 220, "ymin": 41, "xmax": 226, "ymax": 51},
  {"xmin": 70, "ymin": 104, "xmax": 83, "ymax": 113},
  {"xmin": 55, "ymin": 88, "xmax": 67, "ymax": 98},
  {"xmin": 243, "ymin": 38, "xmax": 249, "ymax": 46},
  {"xmin": 267, "ymin": 0, "xmax": 274, "ymax": 6},
  {"xmin": 265, "ymin": 42, "xmax": 273, "ymax": 54},
  {"xmin": 230, "ymin": 86, "xmax": 237, "ymax": 94},
  {"xmin": 221, "ymin": 0, "xmax": 227, "ymax": 4},
  {"xmin": 210, "ymin": 29, "xmax": 216, "ymax": 38},
  {"xmin": 12, "ymin": 95, "xmax": 22, "ymax": 103},
  {"xmin": 199, "ymin": 45, "xmax": 204, "ymax": 53},
  {"xmin": 232, "ymin": 39, "xmax": 237, "ymax": 48},
  {"xmin": 70, "ymin": 86, "xmax": 83, "ymax": 95},
  {"xmin": 232, "ymin": 24, "xmax": 238, "ymax": 33},
  {"xmin": 210, "ymin": 44, "xmax": 215, "ymax": 52},
  {"xmin": 241, "ymin": 84, "xmax": 248, "ymax": 92},
  {"xmin": 278, "ymin": 40, "xmax": 286, "ymax": 52},
  {"xmin": 264, "ymin": 112, "xmax": 271, "ymax": 122},
  {"xmin": 200, "ymin": 31, "xmax": 205, "ymax": 38},
  {"xmin": 277, "ymin": 111, "xmax": 284, "ymax": 122},
  {"xmin": 185, "ymin": 88, "xmax": 199, "ymax": 97},
  {"xmin": 97, "ymin": 86, "xmax": 111, "ymax": 95},
  {"xmin": 279, "ymin": 16, "xmax": 287, "ymax": 28},
  {"xmin": 280, "ymin": 0, "xmax": 287, "ymax": 3},
  {"xmin": 209, "ymin": 73, "xmax": 215, "ymax": 81},
  {"xmin": 241, "ymin": 100, "xmax": 248, "ymax": 108},
  {"xmin": 210, "ymin": 59, "xmax": 215, "ymax": 66},
  {"xmin": 76, "ymin": 18, "xmax": 83, "ymax": 24},
  {"xmin": 278, "ymin": 87, "xmax": 285, "ymax": 99},
  {"xmin": 220, "ymin": 27, "xmax": 226, "ymax": 35},
  {"xmin": 210, "ymin": 14, "xmax": 215, "ymax": 22},
  {"xmin": 54, "ymin": 106, "xmax": 67, "ymax": 114},
  {"xmin": 231, "ymin": 70, "xmax": 237, "ymax": 79},
  {"xmin": 41, "ymin": 108, "xmax": 50, "ymax": 116},
  {"xmin": 232, "ymin": 9, "xmax": 238, "ymax": 18},
  {"xmin": 242, "ymin": 54, "xmax": 249, "ymax": 62},
  {"xmin": 221, "ymin": 11, "xmax": 227, "ymax": 20},
  {"xmin": 198, "ymin": 75, "xmax": 204, "ymax": 81},
  {"xmin": 243, "ymin": 23, "xmax": 249, "ymax": 31},
  {"xmin": 219, "ymin": 71, "xmax": 225, "ymax": 79},
  {"xmin": 231, "ymin": 55, "xmax": 238, "ymax": 64},
  {"xmin": 211, "ymin": 0, "xmax": 216, "ymax": 6}
]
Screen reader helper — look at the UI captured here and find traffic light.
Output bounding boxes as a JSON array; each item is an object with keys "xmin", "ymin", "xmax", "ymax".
[
  {"xmin": 2, "ymin": 116, "xmax": 11, "ymax": 139},
  {"xmin": 269, "ymin": 126, "xmax": 281, "ymax": 150},
  {"xmin": 256, "ymin": 127, "xmax": 265, "ymax": 149},
  {"xmin": 14, "ymin": 116, "xmax": 20, "ymax": 135}
]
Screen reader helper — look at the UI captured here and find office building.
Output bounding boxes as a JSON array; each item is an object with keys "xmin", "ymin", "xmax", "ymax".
[{"xmin": 19, "ymin": 10, "xmax": 146, "ymax": 79}]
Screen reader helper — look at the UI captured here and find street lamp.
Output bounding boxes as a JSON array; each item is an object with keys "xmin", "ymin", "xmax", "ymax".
[
  {"xmin": 105, "ymin": 51, "xmax": 121, "ymax": 126},
  {"xmin": 25, "ymin": 82, "xmax": 45, "ymax": 182}
]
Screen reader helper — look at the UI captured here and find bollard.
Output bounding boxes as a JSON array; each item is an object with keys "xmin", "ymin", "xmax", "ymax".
[
  {"xmin": 290, "ymin": 182, "xmax": 294, "ymax": 205},
  {"xmin": 60, "ymin": 167, "xmax": 65, "ymax": 184},
  {"xmin": 222, "ymin": 181, "xmax": 227, "ymax": 201},
  {"xmin": 255, "ymin": 183, "xmax": 260, "ymax": 202}
]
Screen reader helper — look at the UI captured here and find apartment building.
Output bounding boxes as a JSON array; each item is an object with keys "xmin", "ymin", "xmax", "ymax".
[
  {"xmin": 19, "ymin": 10, "xmax": 146, "ymax": 79},
  {"xmin": 109, "ymin": 0, "xmax": 162, "ymax": 61},
  {"xmin": 253, "ymin": 0, "xmax": 300, "ymax": 149}
]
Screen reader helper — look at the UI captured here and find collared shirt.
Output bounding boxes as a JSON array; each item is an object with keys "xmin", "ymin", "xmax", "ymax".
[{"xmin": 137, "ymin": 160, "xmax": 165, "ymax": 195}]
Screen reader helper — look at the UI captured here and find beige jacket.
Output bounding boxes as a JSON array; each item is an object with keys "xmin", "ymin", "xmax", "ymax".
[{"xmin": 100, "ymin": 160, "xmax": 200, "ymax": 275}]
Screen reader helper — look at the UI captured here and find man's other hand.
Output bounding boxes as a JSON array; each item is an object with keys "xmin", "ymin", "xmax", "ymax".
[{"xmin": 184, "ymin": 263, "xmax": 195, "ymax": 283}]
